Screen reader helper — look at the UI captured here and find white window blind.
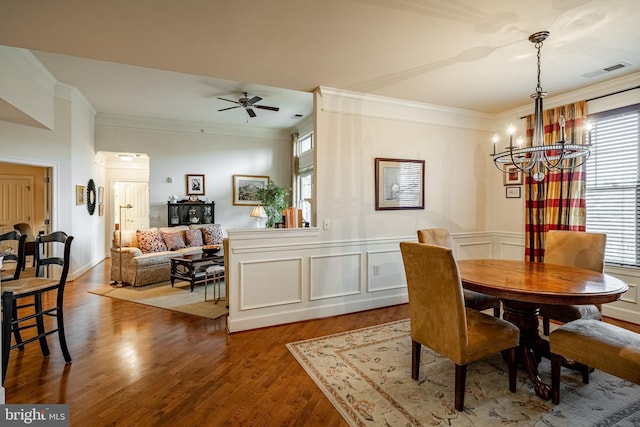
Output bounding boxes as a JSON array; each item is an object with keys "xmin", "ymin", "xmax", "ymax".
[{"xmin": 585, "ymin": 103, "xmax": 640, "ymax": 266}]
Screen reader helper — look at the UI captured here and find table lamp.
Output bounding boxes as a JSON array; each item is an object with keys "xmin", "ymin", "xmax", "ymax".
[{"xmin": 250, "ymin": 205, "xmax": 267, "ymax": 228}]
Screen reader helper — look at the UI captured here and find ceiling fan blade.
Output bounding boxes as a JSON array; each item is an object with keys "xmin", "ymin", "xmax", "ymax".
[
  {"xmin": 248, "ymin": 96, "xmax": 262, "ymax": 104},
  {"xmin": 218, "ymin": 97, "xmax": 241, "ymax": 105},
  {"xmin": 255, "ymin": 105, "xmax": 280, "ymax": 112},
  {"xmin": 246, "ymin": 107, "xmax": 257, "ymax": 118},
  {"xmin": 218, "ymin": 106, "xmax": 241, "ymax": 112}
]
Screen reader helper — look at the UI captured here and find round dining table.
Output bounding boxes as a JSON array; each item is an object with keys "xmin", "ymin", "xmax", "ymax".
[{"xmin": 457, "ymin": 259, "xmax": 628, "ymax": 401}]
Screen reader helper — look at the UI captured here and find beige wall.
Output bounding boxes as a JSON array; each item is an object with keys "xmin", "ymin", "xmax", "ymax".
[{"xmin": 0, "ymin": 162, "xmax": 47, "ymax": 233}]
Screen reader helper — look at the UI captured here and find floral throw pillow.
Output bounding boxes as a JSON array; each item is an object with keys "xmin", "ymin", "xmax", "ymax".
[
  {"xmin": 161, "ymin": 231, "xmax": 186, "ymax": 251},
  {"xmin": 136, "ymin": 230, "xmax": 168, "ymax": 253},
  {"xmin": 201, "ymin": 224, "xmax": 224, "ymax": 245},
  {"xmin": 184, "ymin": 229, "xmax": 204, "ymax": 247}
]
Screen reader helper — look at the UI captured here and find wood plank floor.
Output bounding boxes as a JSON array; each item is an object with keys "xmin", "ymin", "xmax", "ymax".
[{"xmin": 4, "ymin": 260, "xmax": 638, "ymax": 426}]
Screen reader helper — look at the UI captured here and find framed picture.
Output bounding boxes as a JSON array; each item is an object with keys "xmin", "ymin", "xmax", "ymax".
[
  {"xmin": 186, "ymin": 174, "xmax": 205, "ymax": 195},
  {"xmin": 506, "ymin": 187, "xmax": 521, "ymax": 199},
  {"xmin": 75, "ymin": 185, "xmax": 85, "ymax": 205},
  {"xmin": 374, "ymin": 158, "xmax": 425, "ymax": 210},
  {"xmin": 233, "ymin": 174, "xmax": 269, "ymax": 206},
  {"xmin": 98, "ymin": 204, "xmax": 105, "ymax": 216},
  {"xmin": 503, "ymin": 164, "xmax": 523, "ymax": 185},
  {"xmin": 98, "ymin": 186, "xmax": 104, "ymax": 204}
]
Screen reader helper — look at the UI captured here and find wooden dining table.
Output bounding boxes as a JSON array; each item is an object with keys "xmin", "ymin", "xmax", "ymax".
[{"xmin": 457, "ymin": 259, "xmax": 628, "ymax": 401}]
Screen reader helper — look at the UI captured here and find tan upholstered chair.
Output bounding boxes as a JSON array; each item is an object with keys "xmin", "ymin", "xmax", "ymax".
[
  {"xmin": 540, "ymin": 230, "xmax": 606, "ymax": 335},
  {"xmin": 417, "ymin": 228, "xmax": 501, "ymax": 317},
  {"xmin": 400, "ymin": 242, "xmax": 519, "ymax": 411}
]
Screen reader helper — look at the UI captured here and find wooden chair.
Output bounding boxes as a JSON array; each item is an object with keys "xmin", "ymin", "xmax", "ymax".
[
  {"xmin": 13, "ymin": 223, "xmax": 37, "ymax": 270},
  {"xmin": 1, "ymin": 231, "xmax": 74, "ymax": 385},
  {"xmin": 0, "ymin": 230, "xmax": 27, "ymax": 281},
  {"xmin": 399, "ymin": 242, "xmax": 519, "ymax": 411},
  {"xmin": 540, "ymin": 230, "xmax": 606, "ymax": 335},
  {"xmin": 417, "ymin": 228, "xmax": 501, "ymax": 317}
]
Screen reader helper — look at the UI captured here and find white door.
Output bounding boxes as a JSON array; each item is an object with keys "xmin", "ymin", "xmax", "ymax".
[
  {"xmin": 0, "ymin": 175, "xmax": 34, "ymax": 235},
  {"xmin": 115, "ymin": 181, "xmax": 149, "ymax": 231}
]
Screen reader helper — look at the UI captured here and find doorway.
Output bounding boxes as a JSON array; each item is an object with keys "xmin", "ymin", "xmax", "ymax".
[{"xmin": 114, "ymin": 181, "xmax": 149, "ymax": 231}]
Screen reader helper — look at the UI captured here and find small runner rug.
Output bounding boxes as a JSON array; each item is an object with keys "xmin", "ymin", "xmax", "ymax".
[
  {"xmin": 287, "ymin": 319, "xmax": 640, "ymax": 426},
  {"xmin": 89, "ymin": 280, "xmax": 228, "ymax": 320}
]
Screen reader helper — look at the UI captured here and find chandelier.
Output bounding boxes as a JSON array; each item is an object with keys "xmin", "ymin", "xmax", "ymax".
[{"xmin": 491, "ymin": 31, "xmax": 591, "ymax": 182}]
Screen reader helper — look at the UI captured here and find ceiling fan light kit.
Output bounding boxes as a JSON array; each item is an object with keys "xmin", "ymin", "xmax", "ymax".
[
  {"xmin": 217, "ymin": 92, "xmax": 280, "ymax": 118},
  {"xmin": 491, "ymin": 31, "xmax": 591, "ymax": 182}
]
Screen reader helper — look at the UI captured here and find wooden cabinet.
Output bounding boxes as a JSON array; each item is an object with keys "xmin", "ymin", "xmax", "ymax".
[{"xmin": 167, "ymin": 202, "xmax": 215, "ymax": 226}]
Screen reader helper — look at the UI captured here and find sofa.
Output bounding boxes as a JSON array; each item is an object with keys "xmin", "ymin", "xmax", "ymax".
[{"xmin": 110, "ymin": 224, "xmax": 224, "ymax": 287}]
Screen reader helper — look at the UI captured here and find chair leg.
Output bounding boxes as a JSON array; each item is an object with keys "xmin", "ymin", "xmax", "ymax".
[
  {"xmin": 11, "ymin": 303, "xmax": 25, "ymax": 351},
  {"xmin": 502, "ymin": 347, "xmax": 517, "ymax": 392},
  {"xmin": 543, "ymin": 316, "xmax": 550, "ymax": 336},
  {"xmin": 2, "ymin": 291, "xmax": 14, "ymax": 385},
  {"xmin": 411, "ymin": 340, "xmax": 421, "ymax": 380},
  {"xmin": 34, "ymin": 294, "xmax": 50, "ymax": 357},
  {"xmin": 454, "ymin": 364, "xmax": 467, "ymax": 411},
  {"xmin": 493, "ymin": 304, "xmax": 500, "ymax": 318},
  {"xmin": 551, "ymin": 353, "xmax": 562, "ymax": 404},
  {"xmin": 56, "ymin": 305, "xmax": 72, "ymax": 363}
]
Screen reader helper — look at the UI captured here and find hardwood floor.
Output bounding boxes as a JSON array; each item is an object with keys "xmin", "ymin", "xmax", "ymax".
[
  {"xmin": 4, "ymin": 260, "xmax": 409, "ymax": 426},
  {"xmin": 4, "ymin": 260, "xmax": 638, "ymax": 426}
]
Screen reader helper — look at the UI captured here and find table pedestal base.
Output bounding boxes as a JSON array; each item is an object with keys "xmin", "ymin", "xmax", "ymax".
[{"xmin": 502, "ymin": 300, "xmax": 551, "ymax": 400}]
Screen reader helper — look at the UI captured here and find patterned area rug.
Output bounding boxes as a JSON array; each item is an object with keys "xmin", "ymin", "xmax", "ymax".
[
  {"xmin": 89, "ymin": 280, "xmax": 228, "ymax": 320},
  {"xmin": 287, "ymin": 319, "xmax": 640, "ymax": 426}
]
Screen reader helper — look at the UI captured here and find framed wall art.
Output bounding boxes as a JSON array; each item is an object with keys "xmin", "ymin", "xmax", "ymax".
[
  {"xmin": 506, "ymin": 186, "xmax": 521, "ymax": 198},
  {"xmin": 75, "ymin": 185, "xmax": 85, "ymax": 205},
  {"xmin": 233, "ymin": 174, "xmax": 269, "ymax": 206},
  {"xmin": 374, "ymin": 158, "xmax": 425, "ymax": 210},
  {"xmin": 186, "ymin": 174, "xmax": 205, "ymax": 195},
  {"xmin": 503, "ymin": 164, "xmax": 523, "ymax": 186}
]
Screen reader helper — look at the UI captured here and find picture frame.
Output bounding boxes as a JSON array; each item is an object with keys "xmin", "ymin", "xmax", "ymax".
[
  {"xmin": 506, "ymin": 186, "xmax": 521, "ymax": 199},
  {"xmin": 75, "ymin": 185, "xmax": 85, "ymax": 205},
  {"xmin": 186, "ymin": 174, "xmax": 205, "ymax": 195},
  {"xmin": 98, "ymin": 186, "xmax": 104, "ymax": 204},
  {"xmin": 503, "ymin": 164, "xmax": 523, "ymax": 185},
  {"xmin": 233, "ymin": 174, "xmax": 269, "ymax": 206},
  {"xmin": 374, "ymin": 158, "xmax": 425, "ymax": 210},
  {"xmin": 98, "ymin": 204, "xmax": 105, "ymax": 216}
]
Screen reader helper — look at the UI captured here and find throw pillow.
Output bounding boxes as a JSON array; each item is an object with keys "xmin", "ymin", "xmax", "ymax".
[
  {"xmin": 161, "ymin": 230, "xmax": 186, "ymax": 251},
  {"xmin": 184, "ymin": 228, "xmax": 204, "ymax": 247},
  {"xmin": 201, "ymin": 224, "xmax": 224, "ymax": 245},
  {"xmin": 136, "ymin": 230, "xmax": 168, "ymax": 253}
]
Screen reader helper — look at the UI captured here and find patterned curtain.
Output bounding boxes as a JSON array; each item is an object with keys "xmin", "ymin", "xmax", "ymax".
[{"xmin": 524, "ymin": 101, "xmax": 587, "ymax": 261}]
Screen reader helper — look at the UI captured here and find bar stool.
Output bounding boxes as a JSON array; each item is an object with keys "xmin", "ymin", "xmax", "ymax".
[{"xmin": 205, "ymin": 265, "xmax": 225, "ymax": 304}]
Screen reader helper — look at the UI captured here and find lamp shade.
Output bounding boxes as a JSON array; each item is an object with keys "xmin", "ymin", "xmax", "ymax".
[{"xmin": 250, "ymin": 205, "xmax": 267, "ymax": 218}]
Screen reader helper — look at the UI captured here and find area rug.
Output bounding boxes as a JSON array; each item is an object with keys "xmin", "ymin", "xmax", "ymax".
[
  {"xmin": 89, "ymin": 280, "xmax": 228, "ymax": 320},
  {"xmin": 287, "ymin": 319, "xmax": 640, "ymax": 426}
]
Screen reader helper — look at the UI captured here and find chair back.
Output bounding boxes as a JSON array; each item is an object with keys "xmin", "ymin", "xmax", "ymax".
[
  {"xmin": 13, "ymin": 223, "xmax": 36, "ymax": 242},
  {"xmin": 35, "ymin": 231, "xmax": 73, "ymax": 284},
  {"xmin": 0, "ymin": 231, "xmax": 26, "ymax": 280},
  {"xmin": 400, "ymin": 242, "xmax": 467, "ymax": 359},
  {"xmin": 417, "ymin": 228, "xmax": 453, "ymax": 248},
  {"xmin": 544, "ymin": 230, "xmax": 606, "ymax": 273}
]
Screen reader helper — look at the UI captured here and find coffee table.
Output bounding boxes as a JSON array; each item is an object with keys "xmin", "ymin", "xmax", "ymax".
[{"xmin": 170, "ymin": 253, "xmax": 224, "ymax": 292}]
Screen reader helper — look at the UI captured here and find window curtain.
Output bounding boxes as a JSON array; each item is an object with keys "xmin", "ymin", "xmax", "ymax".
[{"xmin": 524, "ymin": 100, "xmax": 587, "ymax": 261}]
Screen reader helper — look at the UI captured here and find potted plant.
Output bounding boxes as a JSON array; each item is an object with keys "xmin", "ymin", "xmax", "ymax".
[{"xmin": 256, "ymin": 182, "xmax": 290, "ymax": 228}]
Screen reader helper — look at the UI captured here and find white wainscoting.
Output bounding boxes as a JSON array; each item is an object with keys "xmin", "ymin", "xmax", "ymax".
[{"xmin": 225, "ymin": 229, "xmax": 640, "ymax": 332}]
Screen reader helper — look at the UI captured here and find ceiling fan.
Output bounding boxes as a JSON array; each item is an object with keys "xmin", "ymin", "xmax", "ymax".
[{"xmin": 217, "ymin": 92, "xmax": 280, "ymax": 118}]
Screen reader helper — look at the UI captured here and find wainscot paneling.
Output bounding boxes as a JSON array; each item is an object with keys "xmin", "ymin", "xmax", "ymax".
[
  {"xmin": 366, "ymin": 249, "xmax": 405, "ymax": 292},
  {"xmin": 309, "ymin": 253, "xmax": 361, "ymax": 300},
  {"xmin": 240, "ymin": 257, "xmax": 303, "ymax": 310},
  {"xmin": 226, "ymin": 229, "xmax": 640, "ymax": 332}
]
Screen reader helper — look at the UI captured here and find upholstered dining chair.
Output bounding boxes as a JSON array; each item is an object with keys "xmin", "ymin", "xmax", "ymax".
[
  {"xmin": 400, "ymin": 242, "xmax": 519, "ymax": 411},
  {"xmin": 13, "ymin": 223, "xmax": 37, "ymax": 270},
  {"xmin": 1, "ymin": 231, "xmax": 74, "ymax": 384},
  {"xmin": 540, "ymin": 230, "xmax": 607, "ymax": 335},
  {"xmin": 0, "ymin": 230, "xmax": 27, "ymax": 282},
  {"xmin": 417, "ymin": 228, "xmax": 501, "ymax": 317}
]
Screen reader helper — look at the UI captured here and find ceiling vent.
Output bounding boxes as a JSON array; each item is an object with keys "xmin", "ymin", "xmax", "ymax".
[{"xmin": 582, "ymin": 62, "xmax": 631, "ymax": 78}]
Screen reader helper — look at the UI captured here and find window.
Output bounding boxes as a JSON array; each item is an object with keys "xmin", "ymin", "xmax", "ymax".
[
  {"xmin": 585, "ymin": 103, "xmax": 640, "ymax": 266},
  {"xmin": 294, "ymin": 132, "xmax": 314, "ymax": 226}
]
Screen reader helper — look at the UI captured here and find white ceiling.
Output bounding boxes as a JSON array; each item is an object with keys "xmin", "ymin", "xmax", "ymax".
[{"xmin": 0, "ymin": 0, "xmax": 639, "ymax": 130}]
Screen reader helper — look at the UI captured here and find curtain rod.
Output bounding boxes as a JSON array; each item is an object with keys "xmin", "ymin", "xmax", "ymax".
[{"xmin": 519, "ymin": 85, "xmax": 640, "ymax": 119}]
